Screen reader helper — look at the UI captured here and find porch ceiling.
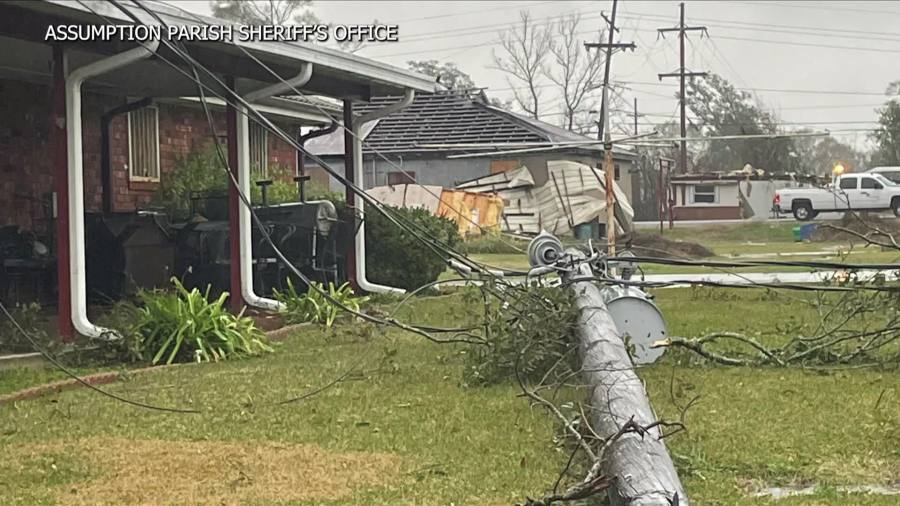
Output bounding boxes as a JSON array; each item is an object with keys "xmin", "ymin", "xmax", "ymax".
[{"xmin": 0, "ymin": 0, "xmax": 436, "ymax": 102}]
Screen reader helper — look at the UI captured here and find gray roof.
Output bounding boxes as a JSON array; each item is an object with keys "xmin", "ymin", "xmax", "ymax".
[{"xmin": 307, "ymin": 89, "xmax": 635, "ymax": 157}]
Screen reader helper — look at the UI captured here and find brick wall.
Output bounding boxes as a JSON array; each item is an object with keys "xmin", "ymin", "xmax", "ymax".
[
  {"xmin": 0, "ymin": 79, "xmax": 56, "ymax": 233},
  {"xmin": 0, "ymin": 78, "xmax": 299, "ymax": 234}
]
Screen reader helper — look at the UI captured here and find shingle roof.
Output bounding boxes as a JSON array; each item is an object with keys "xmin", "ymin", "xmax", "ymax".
[
  {"xmin": 352, "ymin": 91, "xmax": 548, "ymax": 152},
  {"xmin": 305, "ymin": 90, "xmax": 635, "ymax": 157}
]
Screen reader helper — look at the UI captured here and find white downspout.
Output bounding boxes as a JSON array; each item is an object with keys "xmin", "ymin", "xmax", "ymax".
[
  {"xmin": 237, "ymin": 63, "xmax": 313, "ymax": 311},
  {"xmin": 352, "ymin": 89, "xmax": 415, "ymax": 294},
  {"xmin": 66, "ymin": 41, "xmax": 159, "ymax": 339}
]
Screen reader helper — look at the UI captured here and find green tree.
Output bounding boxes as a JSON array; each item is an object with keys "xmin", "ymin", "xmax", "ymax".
[
  {"xmin": 406, "ymin": 60, "xmax": 511, "ymax": 110},
  {"xmin": 794, "ymin": 133, "xmax": 866, "ymax": 175},
  {"xmin": 870, "ymin": 100, "xmax": 900, "ymax": 166},
  {"xmin": 406, "ymin": 60, "xmax": 476, "ymax": 90},
  {"xmin": 686, "ymin": 73, "xmax": 799, "ymax": 173}
]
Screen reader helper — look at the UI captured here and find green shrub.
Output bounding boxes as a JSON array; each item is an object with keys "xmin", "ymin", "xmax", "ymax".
[
  {"xmin": 249, "ymin": 164, "xmax": 301, "ymax": 206},
  {"xmin": 304, "ymin": 180, "xmax": 345, "ymax": 203},
  {"xmin": 0, "ymin": 302, "xmax": 47, "ymax": 354},
  {"xmin": 133, "ymin": 278, "xmax": 272, "ymax": 364},
  {"xmin": 365, "ymin": 205, "xmax": 461, "ymax": 291},
  {"xmin": 274, "ymin": 279, "xmax": 367, "ymax": 327},
  {"xmin": 154, "ymin": 145, "xmax": 227, "ymax": 220},
  {"xmin": 155, "ymin": 146, "xmax": 304, "ymax": 220},
  {"xmin": 463, "ymin": 282, "xmax": 579, "ymax": 386}
]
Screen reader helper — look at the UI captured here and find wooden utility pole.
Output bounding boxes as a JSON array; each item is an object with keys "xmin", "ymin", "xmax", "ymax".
[
  {"xmin": 657, "ymin": 157, "xmax": 674, "ymax": 234},
  {"xmin": 657, "ymin": 2, "xmax": 707, "ymax": 174},
  {"xmin": 584, "ymin": 0, "xmax": 634, "ymax": 258},
  {"xmin": 563, "ymin": 249, "xmax": 688, "ymax": 504},
  {"xmin": 633, "ymin": 97, "xmax": 638, "ymax": 136}
]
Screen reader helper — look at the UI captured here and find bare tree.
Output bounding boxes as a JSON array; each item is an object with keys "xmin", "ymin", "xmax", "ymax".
[
  {"xmin": 211, "ymin": 0, "xmax": 314, "ymax": 25},
  {"xmin": 210, "ymin": 0, "xmax": 366, "ymax": 53},
  {"xmin": 545, "ymin": 14, "xmax": 606, "ymax": 131},
  {"xmin": 492, "ymin": 11, "xmax": 551, "ymax": 119},
  {"xmin": 494, "ymin": 12, "xmax": 610, "ymax": 132}
]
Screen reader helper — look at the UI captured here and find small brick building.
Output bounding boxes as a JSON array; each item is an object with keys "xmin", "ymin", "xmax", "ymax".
[{"xmin": 0, "ymin": 0, "xmax": 435, "ymax": 339}]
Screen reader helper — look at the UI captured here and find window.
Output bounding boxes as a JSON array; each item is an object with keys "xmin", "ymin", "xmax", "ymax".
[
  {"xmin": 614, "ymin": 164, "xmax": 621, "ymax": 180},
  {"xmin": 691, "ymin": 184, "xmax": 717, "ymax": 204},
  {"xmin": 249, "ymin": 122, "xmax": 268, "ymax": 176},
  {"xmin": 839, "ymin": 177, "xmax": 857, "ymax": 190},
  {"xmin": 127, "ymin": 106, "xmax": 159, "ymax": 181},
  {"xmin": 387, "ymin": 171, "xmax": 416, "ymax": 185},
  {"xmin": 861, "ymin": 177, "xmax": 882, "ymax": 190}
]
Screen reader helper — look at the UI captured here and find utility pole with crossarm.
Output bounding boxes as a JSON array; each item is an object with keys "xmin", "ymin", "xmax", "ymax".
[
  {"xmin": 658, "ymin": 2, "xmax": 707, "ymax": 174},
  {"xmin": 584, "ymin": 0, "xmax": 634, "ymax": 259}
]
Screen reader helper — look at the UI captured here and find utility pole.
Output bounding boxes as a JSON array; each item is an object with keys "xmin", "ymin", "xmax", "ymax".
[
  {"xmin": 657, "ymin": 157, "xmax": 674, "ymax": 234},
  {"xmin": 584, "ymin": 0, "xmax": 634, "ymax": 259},
  {"xmin": 658, "ymin": 2, "xmax": 707, "ymax": 174},
  {"xmin": 633, "ymin": 97, "xmax": 638, "ymax": 136}
]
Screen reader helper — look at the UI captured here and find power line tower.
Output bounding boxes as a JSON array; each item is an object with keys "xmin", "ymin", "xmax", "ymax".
[
  {"xmin": 584, "ymin": 0, "xmax": 635, "ymax": 258},
  {"xmin": 657, "ymin": 2, "xmax": 707, "ymax": 174}
]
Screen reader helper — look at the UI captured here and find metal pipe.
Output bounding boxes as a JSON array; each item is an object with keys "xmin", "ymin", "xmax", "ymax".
[
  {"xmin": 52, "ymin": 45, "xmax": 73, "ymax": 342},
  {"xmin": 236, "ymin": 65, "xmax": 313, "ymax": 311},
  {"xmin": 244, "ymin": 63, "xmax": 312, "ymax": 102},
  {"xmin": 297, "ymin": 121, "xmax": 338, "ymax": 201},
  {"xmin": 352, "ymin": 89, "xmax": 415, "ymax": 294},
  {"xmin": 66, "ymin": 40, "xmax": 159, "ymax": 339}
]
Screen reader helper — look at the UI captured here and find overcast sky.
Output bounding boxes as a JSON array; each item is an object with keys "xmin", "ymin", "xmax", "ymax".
[{"xmin": 171, "ymin": 0, "xmax": 900, "ymax": 151}]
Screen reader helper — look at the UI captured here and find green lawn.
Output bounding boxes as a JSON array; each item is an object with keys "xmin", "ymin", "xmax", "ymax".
[
  {"xmin": 452, "ymin": 223, "xmax": 900, "ymax": 277},
  {"xmin": 1, "ymin": 288, "xmax": 898, "ymax": 504}
]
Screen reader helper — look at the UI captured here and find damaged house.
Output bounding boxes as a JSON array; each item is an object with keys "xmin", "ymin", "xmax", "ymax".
[{"xmin": 303, "ymin": 89, "xmax": 637, "ymax": 235}]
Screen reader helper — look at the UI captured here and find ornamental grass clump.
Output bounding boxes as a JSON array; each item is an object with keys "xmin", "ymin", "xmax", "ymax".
[
  {"xmin": 274, "ymin": 279, "xmax": 368, "ymax": 327},
  {"xmin": 134, "ymin": 278, "xmax": 272, "ymax": 365}
]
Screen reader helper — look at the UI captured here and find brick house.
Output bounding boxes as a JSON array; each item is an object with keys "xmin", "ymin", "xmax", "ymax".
[
  {"xmin": 1, "ymin": 77, "xmax": 317, "ymax": 234},
  {"xmin": 0, "ymin": 0, "xmax": 435, "ymax": 340}
]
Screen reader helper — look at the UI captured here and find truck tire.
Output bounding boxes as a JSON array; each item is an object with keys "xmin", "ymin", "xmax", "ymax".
[
  {"xmin": 793, "ymin": 202, "xmax": 813, "ymax": 221},
  {"xmin": 892, "ymin": 197, "xmax": 900, "ymax": 218}
]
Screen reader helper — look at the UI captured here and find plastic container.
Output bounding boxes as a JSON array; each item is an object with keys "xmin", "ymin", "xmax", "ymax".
[{"xmin": 799, "ymin": 223, "xmax": 819, "ymax": 241}]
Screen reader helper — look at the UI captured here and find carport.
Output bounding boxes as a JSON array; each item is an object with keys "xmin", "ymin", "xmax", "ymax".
[{"xmin": 0, "ymin": 0, "xmax": 435, "ymax": 340}]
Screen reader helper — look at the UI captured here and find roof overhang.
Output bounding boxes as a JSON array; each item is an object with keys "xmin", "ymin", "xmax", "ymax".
[
  {"xmin": 165, "ymin": 96, "xmax": 338, "ymax": 125},
  {"xmin": 0, "ymin": 0, "xmax": 436, "ymax": 101}
]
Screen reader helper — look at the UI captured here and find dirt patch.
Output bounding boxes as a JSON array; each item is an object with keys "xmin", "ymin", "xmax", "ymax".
[
  {"xmin": 810, "ymin": 214, "xmax": 900, "ymax": 243},
  {"xmin": 627, "ymin": 232, "xmax": 714, "ymax": 258},
  {"xmin": 12, "ymin": 437, "xmax": 402, "ymax": 505}
]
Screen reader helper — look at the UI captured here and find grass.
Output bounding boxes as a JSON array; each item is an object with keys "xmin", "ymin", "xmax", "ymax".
[
  {"xmin": 0, "ymin": 295, "xmax": 567, "ymax": 505},
  {"xmin": 448, "ymin": 220, "xmax": 900, "ymax": 277},
  {"xmin": 1, "ymin": 288, "xmax": 898, "ymax": 504},
  {"xmin": 659, "ymin": 221, "xmax": 800, "ymax": 244}
]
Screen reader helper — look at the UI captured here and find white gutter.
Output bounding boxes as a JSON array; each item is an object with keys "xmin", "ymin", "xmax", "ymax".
[
  {"xmin": 236, "ymin": 64, "xmax": 313, "ymax": 311},
  {"xmin": 352, "ymin": 89, "xmax": 415, "ymax": 294},
  {"xmin": 66, "ymin": 40, "xmax": 159, "ymax": 339}
]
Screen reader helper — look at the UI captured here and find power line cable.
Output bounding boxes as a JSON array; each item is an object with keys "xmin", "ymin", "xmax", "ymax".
[
  {"xmin": 0, "ymin": 299, "xmax": 200, "ymax": 413},
  {"xmin": 148, "ymin": 3, "xmax": 531, "ymax": 256},
  {"xmin": 87, "ymin": 0, "xmax": 497, "ymax": 341}
]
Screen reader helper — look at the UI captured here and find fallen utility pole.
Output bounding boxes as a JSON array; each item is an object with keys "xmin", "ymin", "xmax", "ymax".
[
  {"xmin": 526, "ymin": 232, "xmax": 688, "ymax": 505},
  {"xmin": 564, "ymin": 249, "xmax": 687, "ymax": 505}
]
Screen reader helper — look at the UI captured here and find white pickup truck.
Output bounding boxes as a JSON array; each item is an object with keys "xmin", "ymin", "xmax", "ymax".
[{"xmin": 774, "ymin": 173, "xmax": 900, "ymax": 221}]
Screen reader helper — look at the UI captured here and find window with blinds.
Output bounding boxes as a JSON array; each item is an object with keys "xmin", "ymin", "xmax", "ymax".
[
  {"xmin": 127, "ymin": 106, "xmax": 160, "ymax": 181},
  {"xmin": 249, "ymin": 122, "xmax": 268, "ymax": 177}
]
